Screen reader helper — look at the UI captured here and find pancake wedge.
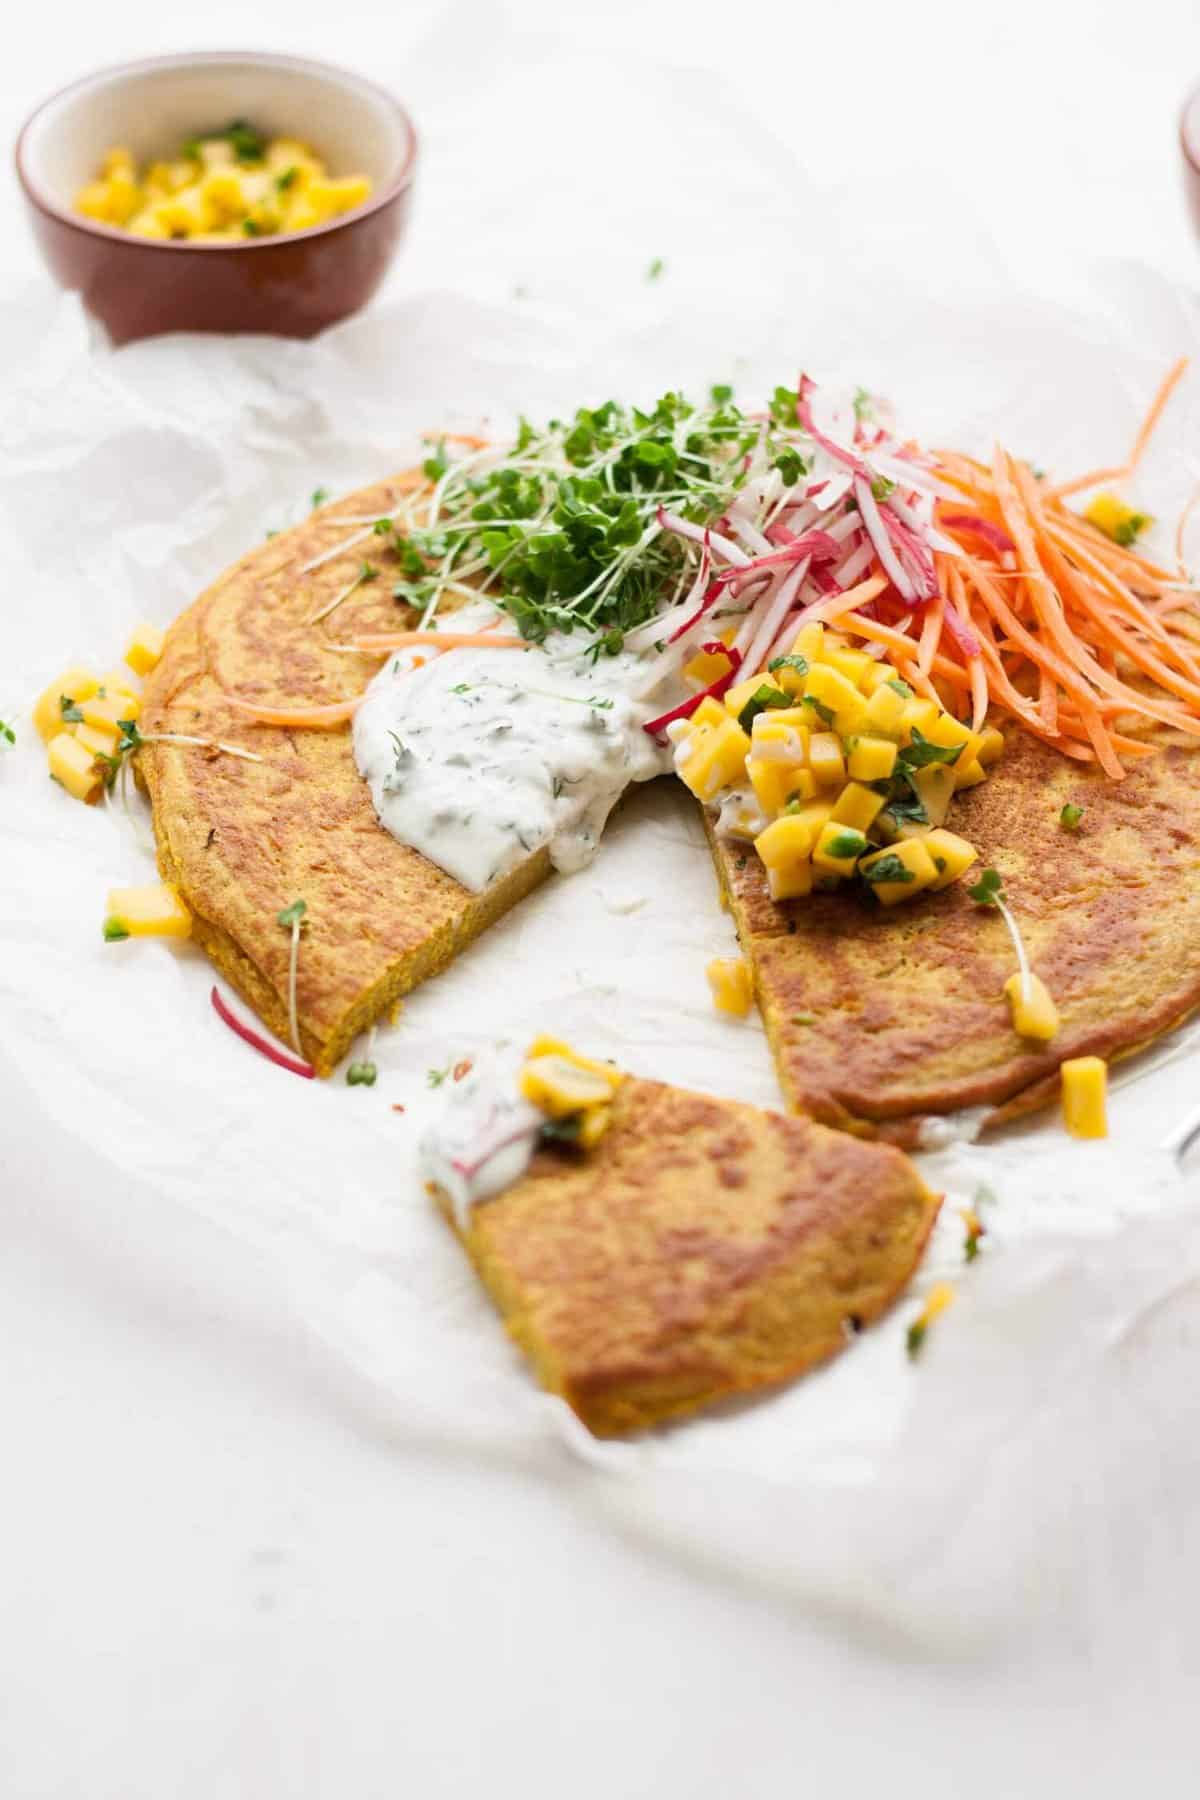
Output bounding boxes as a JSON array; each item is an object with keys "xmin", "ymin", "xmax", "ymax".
[
  {"xmin": 434, "ymin": 1075, "xmax": 940, "ymax": 1434},
  {"xmin": 709, "ymin": 728, "xmax": 1200, "ymax": 1141},
  {"xmin": 138, "ymin": 477, "xmax": 550, "ymax": 1074}
]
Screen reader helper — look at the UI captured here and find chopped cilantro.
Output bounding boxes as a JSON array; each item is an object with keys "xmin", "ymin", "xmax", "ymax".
[
  {"xmin": 0, "ymin": 719, "xmax": 13, "ymax": 746},
  {"xmin": 827, "ymin": 830, "xmax": 866, "ymax": 859},
  {"xmin": 242, "ymin": 219, "xmax": 264, "ymax": 238},
  {"xmin": 276, "ymin": 166, "xmax": 300, "ymax": 193},
  {"xmin": 102, "ymin": 919, "xmax": 130, "ymax": 942},
  {"xmin": 184, "ymin": 119, "xmax": 266, "ymax": 163},
  {"xmin": 966, "ymin": 867, "xmax": 1004, "ymax": 906},
  {"xmin": 59, "ymin": 695, "xmax": 83, "ymax": 723},
  {"xmin": 870, "ymin": 475, "xmax": 896, "ymax": 501},
  {"xmin": 886, "ymin": 677, "xmax": 913, "ymax": 698},
  {"xmin": 899, "ymin": 726, "xmax": 963, "ymax": 769},
  {"xmin": 310, "ymin": 486, "xmax": 330, "ymax": 510},
  {"xmin": 852, "ymin": 386, "xmax": 873, "ymax": 423},
  {"xmin": 539, "ymin": 1113, "xmax": 583, "ymax": 1144},
  {"xmin": 804, "ymin": 695, "xmax": 836, "ymax": 728},
  {"xmin": 737, "ymin": 683, "xmax": 791, "ymax": 733},
  {"xmin": 767, "ymin": 653, "xmax": 808, "ymax": 679},
  {"xmin": 791, "ymin": 1012, "xmax": 815, "ymax": 1026},
  {"xmin": 1059, "ymin": 802, "xmax": 1084, "ymax": 831},
  {"xmin": 861, "ymin": 852, "xmax": 915, "ymax": 887},
  {"xmin": 906, "ymin": 1320, "xmax": 926, "ymax": 1358},
  {"xmin": 426, "ymin": 1063, "xmax": 451, "ymax": 1088},
  {"xmin": 646, "ymin": 257, "xmax": 665, "ymax": 281}
]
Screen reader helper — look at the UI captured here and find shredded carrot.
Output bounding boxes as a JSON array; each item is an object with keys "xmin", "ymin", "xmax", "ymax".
[
  {"xmin": 785, "ymin": 574, "xmax": 887, "ymax": 626},
  {"xmin": 224, "ymin": 695, "xmax": 360, "ymax": 728},
  {"xmin": 837, "ymin": 363, "xmax": 1200, "ymax": 780}
]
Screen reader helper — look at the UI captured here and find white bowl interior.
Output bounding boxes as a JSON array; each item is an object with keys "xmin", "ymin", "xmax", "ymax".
[{"xmin": 23, "ymin": 53, "xmax": 413, "ymax": 211}]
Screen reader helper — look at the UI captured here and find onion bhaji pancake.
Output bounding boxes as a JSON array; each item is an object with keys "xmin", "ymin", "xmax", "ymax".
[
  {"xmin": 435, "ymin": 1075, "xmax": 940, "ymax": 1434},
  {"xmin": 139, "ymin": 476, "xmax": 553, "ymax": 1075},
  {"xmin": 709, "ymin": 727, "xmax": 1200, "ymax": 1143}
]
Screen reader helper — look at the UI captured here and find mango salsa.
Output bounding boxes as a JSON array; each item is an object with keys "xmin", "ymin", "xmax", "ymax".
[
  {"xmin": 1061, "ymin": 1056, "xmax": 1108, "ymax": 1138},
  {"xmin": 75, "ymin": 126, "xmax": 373, "ymax": 243}
]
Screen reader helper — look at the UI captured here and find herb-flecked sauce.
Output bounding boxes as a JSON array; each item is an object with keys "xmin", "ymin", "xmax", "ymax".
[{"xmin": 353, "ymin": 605, "xmax": 676, "ymax": 891}]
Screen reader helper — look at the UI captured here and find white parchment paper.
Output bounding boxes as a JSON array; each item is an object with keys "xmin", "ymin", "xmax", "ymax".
[{"xmin": 4, "ymin": 219, "xmax": 1200, "ymax": 1670}]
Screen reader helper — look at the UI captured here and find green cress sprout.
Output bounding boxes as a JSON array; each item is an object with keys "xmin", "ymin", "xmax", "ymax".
[
  {"xmin": 320, "ymin": 385, "xmax": 815, "ymax": 655},
  {"xmin": 1060, "ymin": 803, "xmax": 1084, "ymax": 831}
]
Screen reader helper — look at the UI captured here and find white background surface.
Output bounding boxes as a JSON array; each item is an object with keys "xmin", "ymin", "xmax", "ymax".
[{"xmin": 4, "ymin": 3, "xmax": 1200, "ymax": 1795}]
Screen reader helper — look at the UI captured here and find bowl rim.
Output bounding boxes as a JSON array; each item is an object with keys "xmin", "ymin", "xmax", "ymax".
[
  {"xmin": 14, "ymin": 48, "xmax": 418, "ymax": 253},
  {"xmin": 1180, "ymin": 80, "xmax": 1200, "ymax": 179}
]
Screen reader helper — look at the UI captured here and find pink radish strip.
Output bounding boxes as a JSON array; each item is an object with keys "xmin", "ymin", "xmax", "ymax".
[
  {"xmin": 741, "ymin": 557, "xmax": 812, "ymax": 675},
  {"xmin": 940, "ymin": 512, "xmax": 1015, "ymax": 555},
  {"xmin": 797, "ymin": 375, "xmax": 870, "ymax": 477},
  {"xmin": 624, "ymin": 543, "xmax": 713, "ymax": 654},
  {"xmin": 211, "ymin": 986, "xmax": 315, "ymax": 1078},
  {"xmin": 942, "ymin": 600, "xmax": 981, "ymax": 657},
  {"xmin": 657, "ymin": 507, "xmax": 750, "ymax": 568},
  {"xmin": 853, "ymin": 476, "xmax": 917, "ymax": 602},
  {"xmin": 833, "ymin": 539, "xmax": 874, "ymax": 588}
]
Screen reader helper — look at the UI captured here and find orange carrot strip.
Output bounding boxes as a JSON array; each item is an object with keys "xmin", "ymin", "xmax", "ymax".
[
  {"xmin": 1044, "ymin": 357, "xmax": 1188, "ymax": 500},
  {"xmin": 917, "ymin": 592, "xmax": 943, "ymax": 676},
  {"xmin": 783, "ymin": 574, "xmax": 888, "ymax": 626},
  {"xmin": 224, "ymin": 695, "xmax": 360, "ymax": 728}
]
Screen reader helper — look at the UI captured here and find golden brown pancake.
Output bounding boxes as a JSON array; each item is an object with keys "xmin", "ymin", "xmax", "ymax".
[
  {"xmin": 709, "ymin": 727, "xmax": 1200, "ymax": 1142},
  {"xmin": 433, "ymin": 1074, "xmax": 940, "ymax": 1434},
  {"xmin": 138, "ymin": 475, "xmax": 552, "ymax": 1074}
]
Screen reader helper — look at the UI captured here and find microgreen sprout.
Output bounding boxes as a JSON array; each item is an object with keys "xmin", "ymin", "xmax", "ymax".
[
  {"xmin": 1060, "ymin": 802, "xmax": 1084, "ymax": 831},
  {"xmin": 277, "ymin": 899, "xmax": 307, "ymax": 1055},
  {"xmin": 646, "ymin": 257, "xmax": 665, "ymax": 281},
  {"xmin": 346, "ymin": 1061, "xmax": 377, "ymax": 1086},
  {"xmin": 426, "ymin": 1063, "xmax": 451, "ymax": 1088},
  {"xmin": 306, "ymin": 560, "xmax": 379, "ymax": 628},
  {"xmin": 967, "ymin": 868, "xmax": 1032, "ymax": 1002},
  {"xmin": 310, "ymin": 486, "xmax": 330, "ymax": 511},
  {"xmin": 0, "ymin": 718, "xmax": 14, "ymax": 747},
  {"xmin": 102, "ymin": 919, "xmax": 130, "ymax": 942}
]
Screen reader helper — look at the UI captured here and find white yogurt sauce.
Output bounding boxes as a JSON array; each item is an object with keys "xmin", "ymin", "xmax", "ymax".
[
  {"xmin": 419, "ymin": 1057, "xmax": 541, "ymax": 1228},
  {"xmin": 353, "ymin": 604, "xmax": 677, "ymax": 891}
]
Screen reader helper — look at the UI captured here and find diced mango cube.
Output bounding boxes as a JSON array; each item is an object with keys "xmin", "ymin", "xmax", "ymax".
[
  {"xmin": 520, "ymin": 1053, "xmax": 616, "ymax": 1117},
  {"xmin": 747, "ymin": 757, "xmax": 813, "ymax": 815},
  {"xmin": 724, "ymin": 675, "xmax": 770, "ymax": 721},
  {"xmin": 862, "ymin": 681, "xmax": 907, "ymax": 737},
  {"xmin": 122, "ymin": 623, "xmax": 166, "ymax": 676},
  {"xmin": 1061, "ymin": 1056, "xmax": 1108, "ymax": 1139},
  {"xmin": 34, "ymin": 667, "xmax": 100, "ymax": 741},
  {"xmin": 847, "ymin": 735, "xmax": 898, "ymax": 782},
  {"xmin": 577, "ymin": 1104, "xmax": 613, "ymax": 1149},
  {"xmin": 830, "ymin": 781, "xmax": 885, "ymax": 833},
  {"xmin": 807, "ymin": 731, "xmax": 845, "ymax": 787},
  {"xmin": 901, "ymin": 696, "xmax": 940, "ymax": 738},
  {"xmin": 813, "ymin": 821, "xmax": 868, "ymax": 877},
  {"xmin": 953, "ymin": 757, "xmax": 987, "ymax": 791},
  {"xmin": 1083, "ymin": 493, "xmax": 1152, "ymax": 547},
  {"xmin": 977, "ymin": 725, "xmax": 1005, "ymax": 766},
  {"xmin": 677, "ymin": 715, "xmax": 751, "ymax": 803},
  {"xmin": 75, "ymin": 720, "xmax": 120, "ymax": 758},
  {"xmin": 917, "ymin": 711, "xmax": 981, "ymax": 764},
  {"xmin": 524, "ymin": 1037, "xmax": 623, "ymax": 1091},
  {"xmin": 682, "ymin": 635, "xmax": 735, "ymax": 686},
  {"xmin": 690, "ymin": 697, "xmax": 728, "ymax": 731},
  {"xmin": 859, "ymin": 837, "xmax": 938, "ymax": 905},
  {"xmin": 789, "ymin": 621, "xmax": 825, "ymax": 665},
  {"xmin": 706, "ymin": 956, "xmax": 755, "ymax": 1017},
  {"xmin": 1003, "ymin": 971, "xmax": 1060, "ymax": 1041},
  {"xmin": 48, "ymin": 731, "xmax": 103, "ymax": 803},
  {"xmin": 751, "ymin": 711, "xmax": 809, "ymax": 763},
  {"xmin": 104, "ymin": 882, "xmax": 192, "ymax": 940},
  {"xmin": 755, "ymin": 812, "xmax": 820, "ymax": 865},
  {"xmin": 80, "ymin": 690, "xmax": 140, "ymax": 733},
  {"xmin": 923, "ymin": 828, "xmax": 978, "ymax": 890},
  {"xmin": 826, "ymin": 646, "xmax": 873, "ymax": 689},
  {"xmin": 766, "ymin": 859, "xmax": 813, "ymax": 901},
  {"xmin": 803, "ymin": 663, "xmax": 868, "ymax": 735},
  {"xmin": 860, "ymin": 661, "xmax": 903, "ymax": 696}
]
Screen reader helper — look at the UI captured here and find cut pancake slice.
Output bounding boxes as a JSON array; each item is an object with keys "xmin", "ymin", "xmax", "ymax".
[
  {"xmin": 432, "ymin": 1074, "xmax": 940, "ymax": 1435},
  {"xmin": 709, "ymin": 727, "xmax": 1200, "ymax": 1142},
  {"xmin": 138, "ymin": 476, "xmax": 551, "ymax": 1075}
]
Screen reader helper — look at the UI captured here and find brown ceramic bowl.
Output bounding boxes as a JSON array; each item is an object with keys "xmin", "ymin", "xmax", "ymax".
[
  {"xmin": 1181, "ymin": 81, "xmax": 1200, "ymax": 242},
  {"xmin": 16, "ymin": 51, "xmax": 418, "ymax": 345}
]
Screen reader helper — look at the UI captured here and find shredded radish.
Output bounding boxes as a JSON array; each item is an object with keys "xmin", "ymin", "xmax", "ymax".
[
  {"xmin": 656, "ymin": 507, "xmax": 750, "ymax": 568},
  {"xmin": 741, "ymin": 558, "xmax": 811, "ymax": 676},
  {"xmin": 853, "ymin": 476, "xmax": 918, "ymax": 602},
  {"xmin": 210, "ymin": 986, "xmax": 315, "ymax": 1078}
]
